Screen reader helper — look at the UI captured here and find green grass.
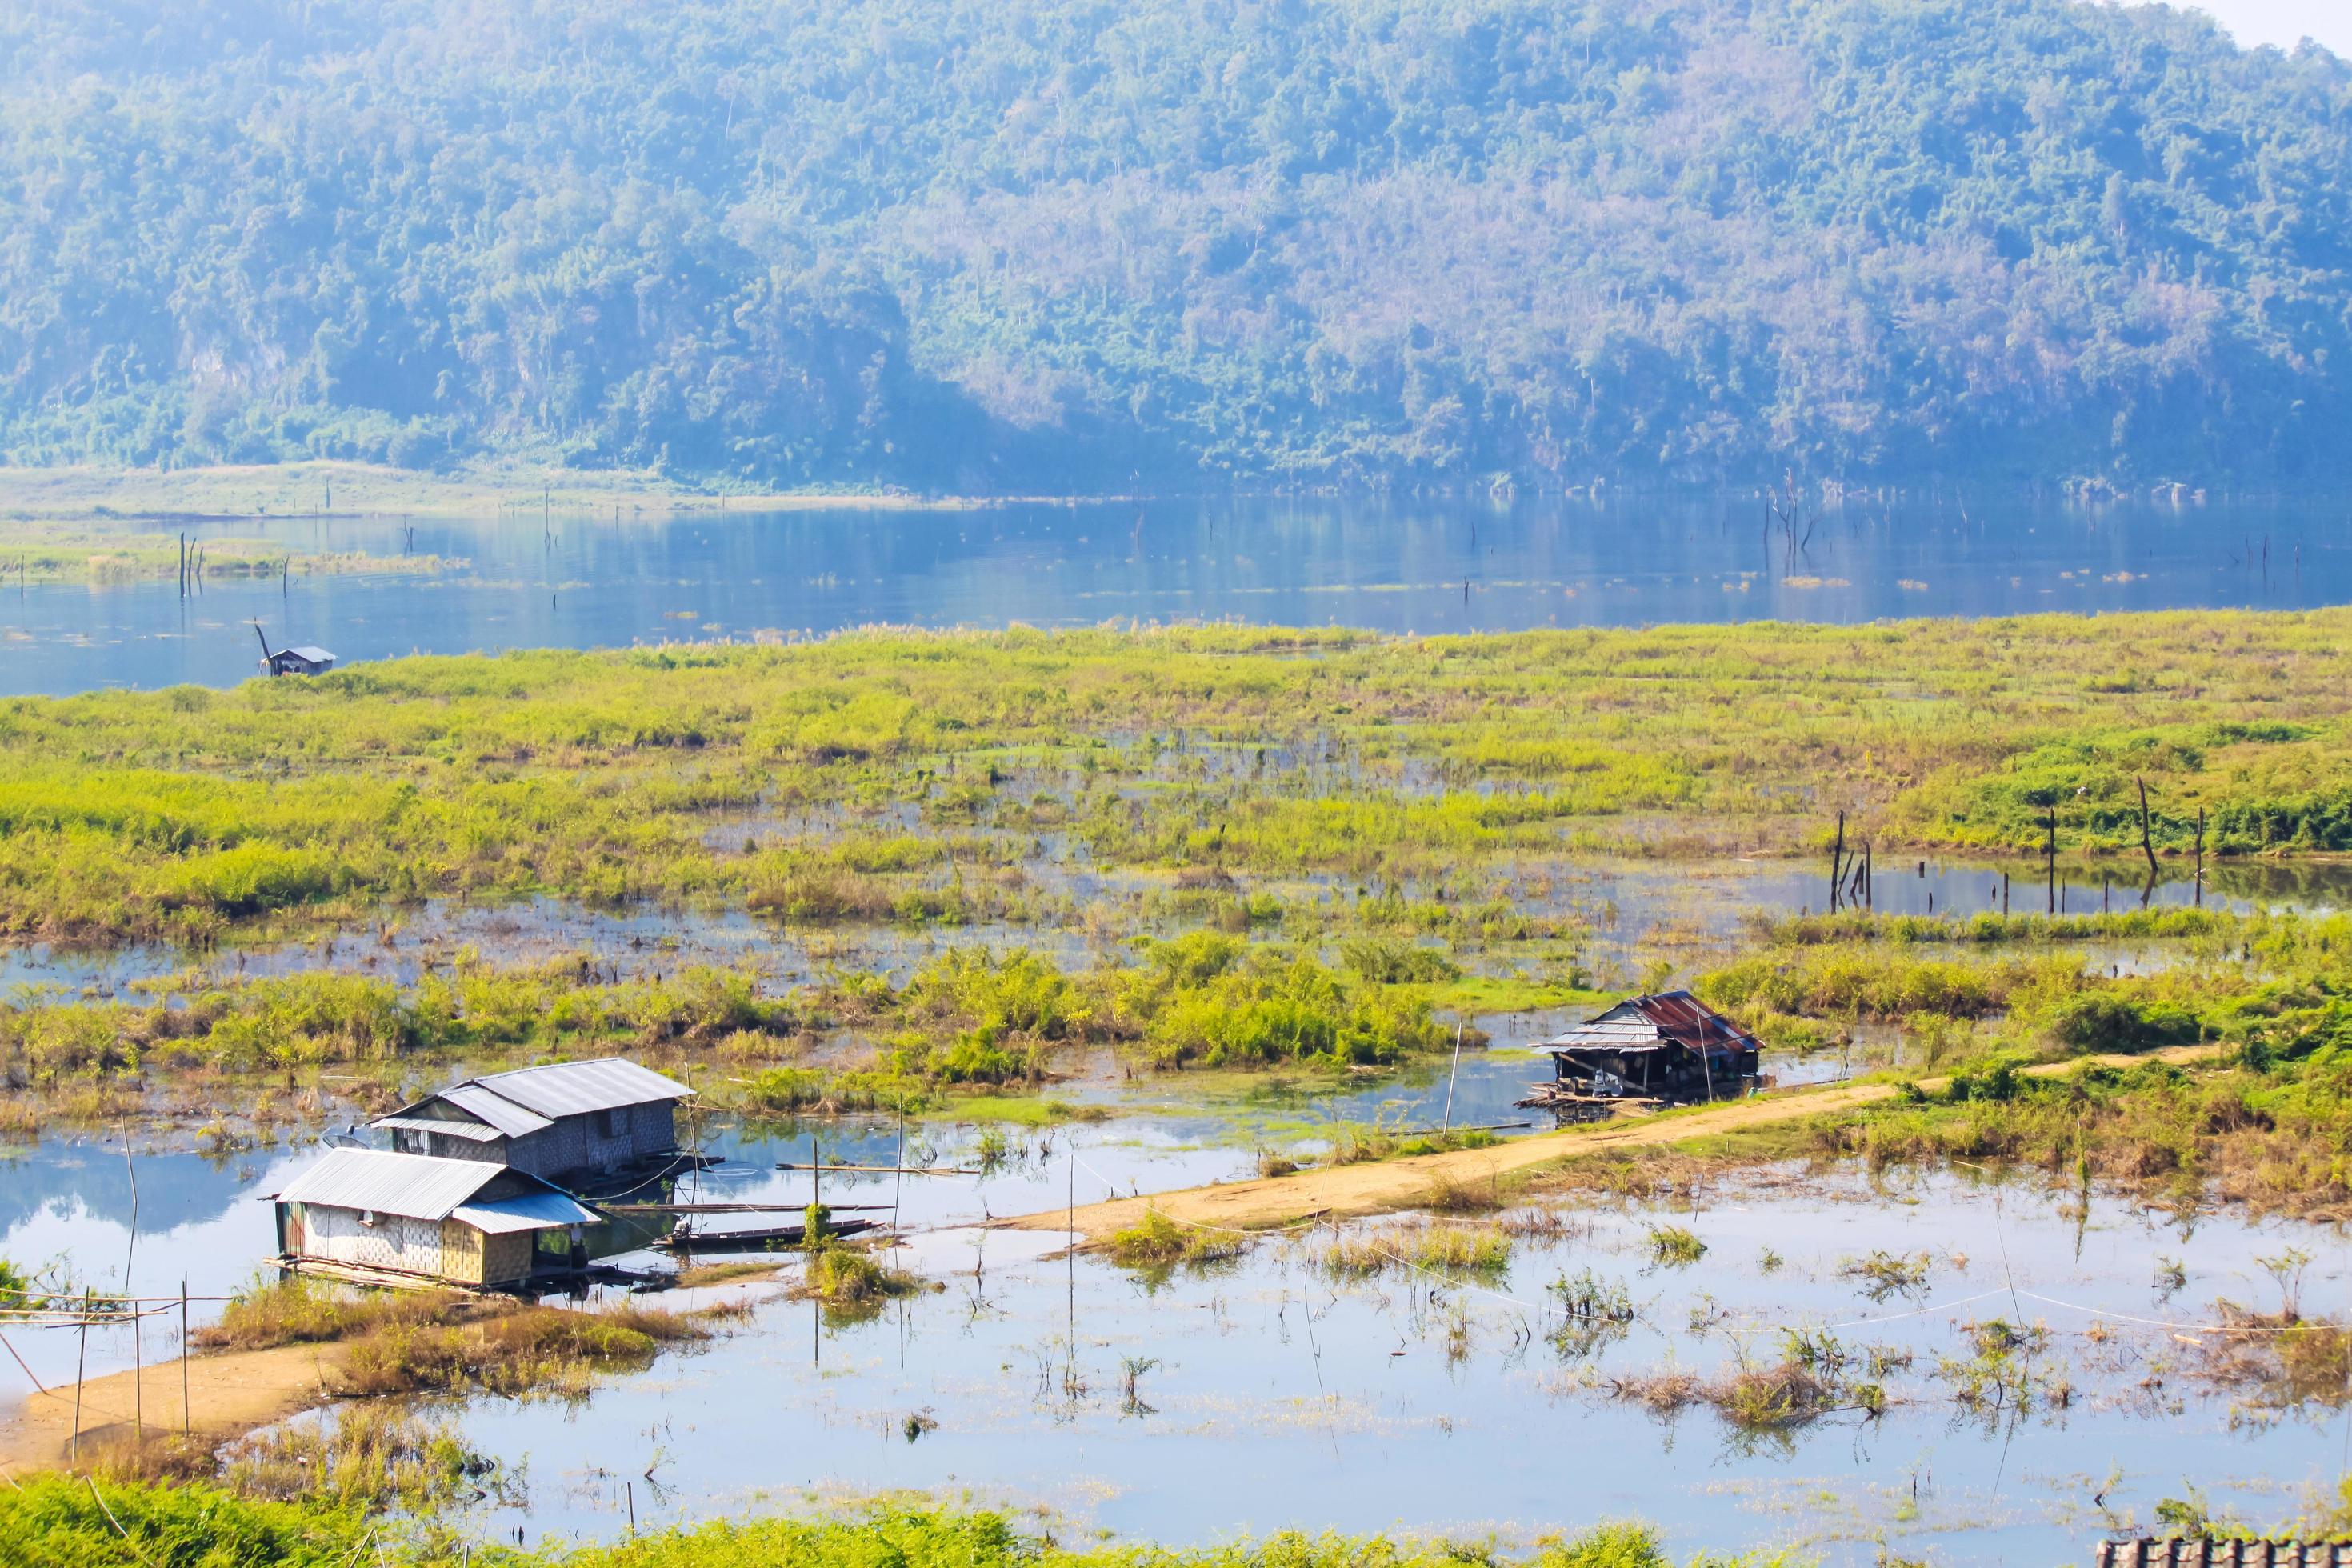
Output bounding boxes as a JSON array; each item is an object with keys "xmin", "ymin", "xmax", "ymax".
[
  {"xmin": 1, "ymin": 612, "xmax": 2349, "ymax": 947},
  {"xmin": 0, "ymin": 520, "xmax": 454, "ymax": 580},
  {"xmin": 0, "ymin": 1487, "xmax": 1781, "ymax": 1568}
]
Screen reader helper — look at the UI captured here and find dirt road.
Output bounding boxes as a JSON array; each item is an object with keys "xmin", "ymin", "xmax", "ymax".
[
  {"xmin": 0, "ymin": 1341, "xmax": 348, "ymax": 1474},
  {"xmin": 1007, "ymin": 1044, "xmax": 2222, "ymax": 1242}
]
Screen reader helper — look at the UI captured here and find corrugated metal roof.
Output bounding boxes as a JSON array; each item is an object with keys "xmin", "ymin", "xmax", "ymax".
[
  {"xmin": 372, "ymin": 1057, "xmax": 689, "ymax": 1140},
  {"xmin": 452, "ymin": 1190, "xmax": 602, "ymax": 1235},
  {"xmin": 272, "ymin": 1150, "xmax": 508, "ymax": 1220},
  {"xmin": 470, "ymin": 1058, "xmax": 690, "ymax": 1118},
  {"xmin": 1536, "ymin": 992, "xmax": 1761, "ymax": 1057},
  {"xmin": 283, "ymin": 646, "xmax": 336, "ymax": 662},
  {"xmin": 374, "ymin": 1116, "xmax": 506, "ymax": 1142},
  {"xmin": 440, "ymin": 1083, "xmax": 554, "ymax": 1138}
]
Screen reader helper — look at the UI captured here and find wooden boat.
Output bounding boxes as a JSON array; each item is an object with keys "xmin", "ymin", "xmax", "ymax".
[{"xmin": 650, "ymin": 1218, "xmax": 875, "ymax": 1253}]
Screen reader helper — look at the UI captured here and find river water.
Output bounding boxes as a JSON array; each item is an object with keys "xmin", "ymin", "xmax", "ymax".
[{"xmin": 0, "ymin": 492, "xmax": 2342, "ymax": 695}]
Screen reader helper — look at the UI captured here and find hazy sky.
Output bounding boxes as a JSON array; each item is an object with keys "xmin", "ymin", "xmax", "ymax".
[{"xmin": 2186, "ymin": 0, "xmax": 2352, "ymax": 54}]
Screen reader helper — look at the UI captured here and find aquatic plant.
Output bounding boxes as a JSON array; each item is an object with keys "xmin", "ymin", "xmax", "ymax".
[
  {"xmin": 1838, "ymin": 1251, "xmax": 1934, "ymax": 1302},
  {"xmin": 211, "ymin": 1404, "xmax": 514, "ymax": 1515},
  {"xmin": 194, "ymin": 1276, "xmax": 478, "ymax": 1350},
  {"xmin": 1104, "ymin": 1210, "xmax": 1244, "ymax": 1271},
  {"xmin": 1320, "ymin": 1221, "xmax": 1511, "ymax": 1281},
  {"xmin": 799, "ymin": 1244, "xmax": 923, "ymax": 1316},
  {"xmin": 1646, "ymin": 1225, "xmax": 1708, "ymax": 1267},
  {"xmin": 336, "ymin": 1302, "xmax": 707, "ymax": 1398}
]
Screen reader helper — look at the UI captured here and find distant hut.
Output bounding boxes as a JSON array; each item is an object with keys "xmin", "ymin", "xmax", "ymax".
[
  {"xmin": 373, "ymin": 1057, "xmax": 691, "ymax": 1186},
  {"xmin": 254, "ymin": 625, "xmax": 335, "ymax": 676},
  {"xmin": 271, "ymin": 1148, "xmax": 603, "ymax": 1287},
  {"xmin": 1534, "ymin": 991, "xmax": 1762, "ymax": 1101}
]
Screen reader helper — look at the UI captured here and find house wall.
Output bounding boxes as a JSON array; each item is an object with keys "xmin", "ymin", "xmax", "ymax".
[
  {"xmin": 390, "ymin": 1127, "xmax": 512, "ymax": 1166},
  {"xmin": 286, "ymin": 1202, "xmax": 454, "ymax": 1278},
  {"xmin": 434, "ymin": 1221, "xmax": 537, "ymax": 1284},
  {"xmin": 280, "ymin": 1202, "xmax": 546, "ymax": 1283},
  {"xmin": 504, "ymin": 1102, "xmax": 676, "ymax": 1182}
]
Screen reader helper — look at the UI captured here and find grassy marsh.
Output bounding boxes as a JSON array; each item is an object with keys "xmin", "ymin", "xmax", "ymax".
[
  {"xmin": 0, "ymin": 520, "xmax": 457, "ymax": 581},
  {"xmin": 0, "ymin": 1486, "xmax": 1782, "ymax": 1568},
  {"xmin": 2, "ymin": 611, "xmax": 2349, "ymax": 948}
]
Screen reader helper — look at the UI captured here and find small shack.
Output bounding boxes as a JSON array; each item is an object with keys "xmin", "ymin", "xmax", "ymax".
[
  {"xmin": 374, "ymin": 1057, "xmax": 690, "ymax": 1186},
  {"xmin": 1534, "ymin": 991, "xmax": 1762, "ymax": 1101},
  {"xmin": 254, "ymin": 626, "xmax": 335, "ymax": 675},
  {"xmin": 271, "ymin": 1148, "xmax": 603, "ymax": 1286}
]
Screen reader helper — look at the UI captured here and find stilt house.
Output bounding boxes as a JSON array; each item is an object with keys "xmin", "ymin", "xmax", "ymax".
[
  {"xmin": 1535, "ymin": 991, "xmax": 1762, "ymax": 1100},
  {"xmin": 374, "ymin": 1058, "xmax": 690, "ymax": 1185},
  {"xmin": 271, "ymin": 1148, "xmax": 603, "ymax": 1286}
]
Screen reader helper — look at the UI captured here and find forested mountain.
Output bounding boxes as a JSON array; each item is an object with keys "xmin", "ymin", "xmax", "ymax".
[{"xmin": 2, "ymin": 0, "xmax": 2347, "ymax": 491}]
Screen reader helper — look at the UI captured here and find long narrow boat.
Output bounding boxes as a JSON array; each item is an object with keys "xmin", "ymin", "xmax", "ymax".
[{"xmin": 650, "ymin": 1218, "xmax": 876, "ymax": 1253}]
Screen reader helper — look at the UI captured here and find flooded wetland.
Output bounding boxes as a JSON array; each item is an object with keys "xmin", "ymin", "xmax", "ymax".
[{"xmin": 6, "ymin": 494, "xmax": 2352, "ymax": 1563}]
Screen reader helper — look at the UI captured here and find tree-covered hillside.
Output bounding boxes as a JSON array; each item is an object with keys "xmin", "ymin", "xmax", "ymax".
[{"xmin": 2, "ymin": 0, "xmax": 2346, "ymax": 491}]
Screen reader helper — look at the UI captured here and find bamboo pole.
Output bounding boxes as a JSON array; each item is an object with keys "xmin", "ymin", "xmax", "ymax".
[
  {"xmin": 1441, "ymin": 1022, "xmax": 1464, "ymax": 1132},
  {"xmin": 71, "ymin": 1297, "xmax": 86, "ymax": 1461}
]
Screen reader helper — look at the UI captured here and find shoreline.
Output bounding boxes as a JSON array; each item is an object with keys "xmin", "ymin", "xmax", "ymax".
[
  {"xmin": 1001, "ymin": 1043, "xmax": 2226, "ymax": 1242},
  {"xmin": 0, "ymin": 460, "xmax": 2331, "ymax": 525},
  {"xmin": 0, "ymin": 461, "xmax": 1152, "ymax": 523},
  {"xmin": 0, "ymin": 1340, "xmax": 349, "ymax": 1474}
]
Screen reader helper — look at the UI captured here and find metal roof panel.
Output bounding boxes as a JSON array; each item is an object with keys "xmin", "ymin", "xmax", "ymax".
[
  {"xmin": 272, "ymin": 1150, "xmax": 506, "ymax": 1221},
  {"xmin": 452, "ymin": 1190, "xmax": 602, "ymax": 1234},
  {"xmin": 470, "ymin": 1058, "xmax": 690, "ymax": 1119},
  {"xmin": 438, "ymin": 1084, "xmax": 555, "ymax": 1138}
]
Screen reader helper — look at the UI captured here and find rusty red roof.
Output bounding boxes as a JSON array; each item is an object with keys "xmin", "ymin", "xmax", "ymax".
[{"xmin": 1537, "ymin": 991, "xmax": 1761, "ymax": 1057}]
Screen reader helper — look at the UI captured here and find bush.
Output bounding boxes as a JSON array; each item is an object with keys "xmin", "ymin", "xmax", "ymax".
[{"xmin": 2046, "ymin": 993, "xmax": 2202, "ymax": 1055}]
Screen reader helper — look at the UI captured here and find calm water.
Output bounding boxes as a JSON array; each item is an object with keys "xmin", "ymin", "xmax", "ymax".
[
  {"xmin": 0, "ymin": 494, "xmax": 2343, "ymax": 694},
  {"xmin": 8, "ymin": 1131, "xmax": 2346, "ymax": 1562}
]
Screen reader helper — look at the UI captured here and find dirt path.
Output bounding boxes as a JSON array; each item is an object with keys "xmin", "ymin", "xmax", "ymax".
[
  {"xmin": 1007, "ymin": 1045, "xmax": 2224, "ymax": 1242},
  {"xmin": 0, "ymin": 1341, "xmax": 349, "ymax": 1474}
]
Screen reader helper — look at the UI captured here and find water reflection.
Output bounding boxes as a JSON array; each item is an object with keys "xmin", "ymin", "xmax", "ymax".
[
  {"xmin": 0, "ymin": 494, "xmax": 2342, "ymax": 696},
  {"xmin": 441, "ymin": 1168, "xmax": 2343, "ymax": 1562}
]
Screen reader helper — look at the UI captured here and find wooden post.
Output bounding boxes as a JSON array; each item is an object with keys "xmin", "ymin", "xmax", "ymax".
[
  {"xmin": 891, "ymin": 1097, "xmax": 906, "ymax": 1239},
  {"xmin": 71, "ymin": 1306, "xmax": 86, "ymax": 1461},
  {"xmin": 180, "ymin": 1275, "xmax": 190, "ymax": 1439},
  {"xmin": 1830, "ymin": 811, "xmax": 1846, "ymax": 911},
  {"xmin": 2002, "ymin": 871, "xmax": 2010, "ymax": 917},
  {"xmin": 2046, "ymin": 806, "xmax": 2057, "ymax": 914},
  {"xmin": 1441, "ymin": 1022, "xmax": 1464, "ymax": 1131},
  {"xmin": 2194, "ymin": 806, "xmax": 2206, "ymax": 905},
  {"xmin": 2136, "ymin": 776, "xmax": 2158, "ymax": 878}
]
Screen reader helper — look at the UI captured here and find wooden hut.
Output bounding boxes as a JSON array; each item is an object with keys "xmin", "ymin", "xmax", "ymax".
[
  {"xmin": 254, "ymin": 626, "xmax": 336, "ymax": 675},
  {"xmin": 1534, "ymin": 991, "xmax": 1762, "ymax": 1102},
  {"xmin": 373, "ymin": 1057, "xmax": 690, "ymax": 1186},
  {"xmin": 271, "ymin": 1149, "xmax": 603, "ymax": 1286}
]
